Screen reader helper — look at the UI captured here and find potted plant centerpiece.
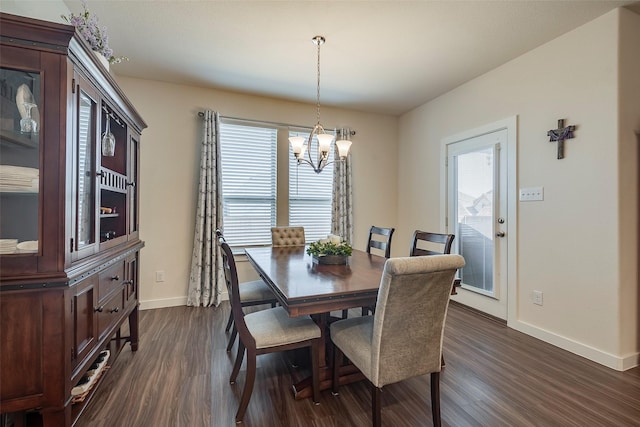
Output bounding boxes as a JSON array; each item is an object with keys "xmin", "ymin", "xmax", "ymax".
[{"xmin": 307, "ymin": 235, "xmax": 353, "ymax": 265}]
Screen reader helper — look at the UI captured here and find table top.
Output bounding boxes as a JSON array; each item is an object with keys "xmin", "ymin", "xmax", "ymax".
[{"xmin": 245, "ymin": 246, "xmax": 386, "ymax": 317}]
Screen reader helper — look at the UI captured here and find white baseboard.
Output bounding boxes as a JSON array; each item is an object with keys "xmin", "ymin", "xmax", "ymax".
[
  {"xmin": 510, "ymin": 319, "xmax": 639, "ymax": 371},
  {"xmin": 140, "ymin": 292, "xmax": 229, "ymax": 310},
  {"xmin": 139, "ymin": 296, "xmax": 187, "ymax": 310}
]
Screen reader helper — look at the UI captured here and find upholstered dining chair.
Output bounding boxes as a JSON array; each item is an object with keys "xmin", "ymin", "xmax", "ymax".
[
  {"xmin": 271, "ymin": 226, "xmax": 306, "ymax": 246},
  {"xmin": 218, "ymin": 237, "xmax": 321, "ymax": 423},
  {"xmin": 348, "ymin": 225, "xmax": 395, "ymax": 318},
  {"xmin": 216, "ymin": 229, "xmax": 278, "ymax": 353},
  {"xmin": 409, "ymin": 230, "xmax": 459, "ymax": 367},
  {"xmin": 409, "ymin": 230, "xmax": 460, "ymax": 296},
  {"xmin": 330, "ymin": 254, "xmax": 465, "ymax": 427}
]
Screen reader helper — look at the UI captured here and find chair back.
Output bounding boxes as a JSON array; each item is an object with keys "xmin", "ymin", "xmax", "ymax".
[
  {"xmin": 370, "ymin": 254, "xmax": 465, "ymax": 387},
  {"xmin": 366, "ymin": 226, "xmax": 395, "ymax": 258},
  {"xmin": 217, "ymin": 237, "xmax": 255, "ymax": 346},
  {"xmin": 271, "ymin": 226, "xmax": 306, "ymax": 246},
  {"xmin": 409, "ymin": 230, "xmax": 454, "ymax": 257}
]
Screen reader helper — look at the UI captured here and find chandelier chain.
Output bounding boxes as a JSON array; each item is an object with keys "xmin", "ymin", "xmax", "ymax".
[{"xmin": 316, "ymin": 38, "xmax": 321, "ymax": 126}]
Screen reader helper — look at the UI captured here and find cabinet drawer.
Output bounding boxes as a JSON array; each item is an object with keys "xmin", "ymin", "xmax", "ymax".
[
  {"xmin": 98, "ymin": 261, "xmax": 124, "ymax": 301},
  {"xmin": 97, "ymin": 288, "xmax": 124, "ymax": 339}
]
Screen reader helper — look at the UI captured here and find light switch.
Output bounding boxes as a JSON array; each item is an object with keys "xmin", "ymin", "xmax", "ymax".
[{"xmin": 519, "ymin": 186, "xmax": 544, "ymax": 201}]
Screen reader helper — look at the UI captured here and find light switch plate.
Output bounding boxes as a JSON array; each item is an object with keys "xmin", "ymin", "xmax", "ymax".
[{"xmin": 519, "ymin": 186, "xmax": 544, "ymax": 201}]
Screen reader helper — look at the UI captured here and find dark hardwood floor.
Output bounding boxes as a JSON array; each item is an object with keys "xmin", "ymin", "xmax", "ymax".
[{"xmin": 76, "ymin": 302, "xmax": 640, "ymax": 427}]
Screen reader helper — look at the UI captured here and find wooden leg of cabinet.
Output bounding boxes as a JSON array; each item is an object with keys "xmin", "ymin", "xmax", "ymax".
[
  {"xmin": 40, "ymin": 404, "xmax": 71, "ymax": 427},
  {"xmin": 129, "ymin": 306, "xmax": 139, "ymax": 352}
]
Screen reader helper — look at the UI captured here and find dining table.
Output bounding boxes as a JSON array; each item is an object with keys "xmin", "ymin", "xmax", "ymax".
[{"xmin": 244, "ymin": 245, "xmax": 387, "ymax": 399}]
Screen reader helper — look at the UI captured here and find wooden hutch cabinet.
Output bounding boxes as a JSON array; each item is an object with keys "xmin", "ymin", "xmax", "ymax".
[{"xmin": 0, "ymin": 13, "xmax": 146, "ymax": 426}]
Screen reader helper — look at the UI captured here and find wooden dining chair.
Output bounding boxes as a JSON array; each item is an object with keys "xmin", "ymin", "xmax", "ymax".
[
  {"xmin": 409, "ymin": 230, "xmax": 455, "ymax": 257},
  {"xmin": 348, "ymin": 225, "xmax": 396, "ymax": 318},
  {"xmin": 216, "ymin": 229, "xmax": 278, "ymax": 353},
  {"xmin": 218, "ymin": 237, "xmax": 321, "ymax": 423},
  {"xmin": 271, "ymin": 226, "xmax": 306, "ymax": 246},
  {"xmin": 331, "ymin": 254, "xmax": 465, "ymax": 427},
  {"xmin": 367, "ymin": 225, "xmax": 395, "ymax": 258}
]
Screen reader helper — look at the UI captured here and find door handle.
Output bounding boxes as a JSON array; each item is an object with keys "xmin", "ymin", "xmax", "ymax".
[{"xmin": 496, "ymin": 231, "xmax": 506, "ymax": 238}]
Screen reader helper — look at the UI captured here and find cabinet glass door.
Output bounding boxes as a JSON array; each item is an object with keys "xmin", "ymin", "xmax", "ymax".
[
  {"xmin": 128, "ymin": 135, "xmax": 139, "ymax": 237},
  {"xmin": 76, "ymin": 88, "xmax": 97, "ymax": 249},
  {"xmin": 0, "ymin": 67, "xmax": 41, "ymax": 255}
]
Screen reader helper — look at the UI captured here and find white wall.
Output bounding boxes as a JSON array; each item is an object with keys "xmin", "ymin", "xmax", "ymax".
[
  {"xmin": 113, "ymin": 77, "xmax": 398, "ymax": 309},
  {"xmin": 398, "ymin": 8, "xmax": 639, "ymax": 370},
  {"xmin": 0, "ymin": 1, "xmax": 69, "ymax": 23},
  {"xmin": 617, "ymin": 8, "xmax": 640, "ymax": 362}
]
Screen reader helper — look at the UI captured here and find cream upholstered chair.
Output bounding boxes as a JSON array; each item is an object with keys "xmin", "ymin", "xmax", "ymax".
[
  {"xmin": 216, "ymin": 229, "xmax": 277, "ymax": 353},
  {"xmin": 218, "ymin": 237, "xmax": 321, "ymax": 423},
  {"xmin": 331, "ymin": 254, "xmax": 465, "ymax": 427},
  {"xmin": 409, "ymin": 230, "xmax": 459, "ymax": 367},
  {"xmin": 271, "ymin": 226, "xmax": 306, "ymax": 246}
]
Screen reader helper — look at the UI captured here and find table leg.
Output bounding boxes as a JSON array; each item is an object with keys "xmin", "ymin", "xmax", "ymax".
[{"xmin": 289, "ymin": 311, "xmax": 365, "ymax": 400}]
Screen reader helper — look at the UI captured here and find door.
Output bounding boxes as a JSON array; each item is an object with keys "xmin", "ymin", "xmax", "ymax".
[{"xmin": 446, "ymin": 129, "xmax": 508, "ymax": 319}]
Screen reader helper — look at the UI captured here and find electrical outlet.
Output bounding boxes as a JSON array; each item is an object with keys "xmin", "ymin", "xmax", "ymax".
[
  {"xmin": 532, "ymin": 290, "xmax": 543, "ymax": 306},
  {"xmin": 155, "ymin": 270, "xmax": 165, "ymax": 282},
  {"xmin": 519, "ymin": 186, "xmax": 544, "ymax": 201}
]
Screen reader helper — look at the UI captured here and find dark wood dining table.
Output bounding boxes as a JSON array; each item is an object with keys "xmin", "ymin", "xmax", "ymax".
[{"xmin": 244, "ymin": 245, "xmax": 387, "ymax": 399}]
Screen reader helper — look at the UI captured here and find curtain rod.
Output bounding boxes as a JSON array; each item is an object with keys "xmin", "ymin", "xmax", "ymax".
[{"xmin": 198, "ymin": 111, "xmax": 315, "ymax": 131}]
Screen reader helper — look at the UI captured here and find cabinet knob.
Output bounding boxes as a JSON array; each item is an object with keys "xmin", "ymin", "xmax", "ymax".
[
  {"xmin": 96, "ymin": 171, "xmax": 105, "ymax": 177},
  {"xmin": 94, "ymin": 306, "xmax": 104, "ymax": 313},
  {"xmin": 122, "ymin": 280, "xmax": 133, "ymax": 285},
  {"xmin": 111, "ymin": 275, "xmax": 120, "ymax": 281},
  {"xmin": 126, "ymin": 181, "xmax": 136, "ymax": 187},
  {"xmin": 109, "ymin": 307, "xmax": 119, "ymax": 314}
]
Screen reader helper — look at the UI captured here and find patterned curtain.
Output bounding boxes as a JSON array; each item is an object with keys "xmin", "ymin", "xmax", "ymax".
[
  {"xmin": 187, "ymin": 110, "xmax": 224, "ymax": 307},
  {"xmin": 331, "ymin": 149, "xmax": 354, "ymax": 244}
]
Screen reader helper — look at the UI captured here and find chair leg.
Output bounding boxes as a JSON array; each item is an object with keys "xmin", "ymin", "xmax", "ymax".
[
  {"xmin": 341, "ymin": 309, "xmax": 349, "ymax": 319},
  {"xmin": 430, "ymin": 372, "xmax": 441, "ymax": 427},
  {"xmin": 225, "ymin": 311, "xmax": 234, "ymax": 332},
  {"xmin": 332, "ymin": 345, "xmax": 344, "ymax": 395},
  {"xmin": 230, "ymin": 340, "xmax": 245, "ymax": 384},
  {"xmin": 311, "ymin": 340, "xmax": 320, "ymax": 405},
  {"xmin": 227, "ymin": 324, "xmax": 238, "ymax": 353},
  {"xmin": 371, "ymin": 383, "xmax": 382, "ymax": 427},
  {"xmin": 235, "ymin": 348, "xmax": 257, "ymax": 423}
]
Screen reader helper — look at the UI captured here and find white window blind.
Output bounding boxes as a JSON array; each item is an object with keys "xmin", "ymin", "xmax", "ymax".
[
  {"xmin": 219, "ymin": 122, "xmax": 277, "ymax": 247},
  {"xmin": 288, "ymin": 130, "xmax": 334, "ymax": 242}
]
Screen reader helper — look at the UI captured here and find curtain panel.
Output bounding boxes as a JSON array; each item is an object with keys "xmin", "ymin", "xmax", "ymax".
[
  {"xmin": 187, "ymin": 110, "xmax": 224, "ymax": 307},
  {"xmin": 331, "ymin": 150, "xmax": 353, "ymax": 244}
]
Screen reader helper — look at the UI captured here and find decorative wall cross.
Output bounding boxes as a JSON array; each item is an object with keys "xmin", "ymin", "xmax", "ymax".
[{"xmin": 547, "ymin": 119, "xmax": 576, "ymax": 159}]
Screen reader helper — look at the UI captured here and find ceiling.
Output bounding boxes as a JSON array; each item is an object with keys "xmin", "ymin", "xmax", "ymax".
[{"xmin": 63, "ymin": 1, "xmax": 640, "ymax": 116}]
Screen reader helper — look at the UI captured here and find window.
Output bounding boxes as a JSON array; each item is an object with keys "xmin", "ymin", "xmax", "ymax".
[
  {"xmin": 288, "ymin": 130, "xmax": 334, "ymax": 242},
  {"xmin": 218, "ymin": 120, "xmax": 334, "ymax": 247},
  {"xmin": 219, "ymin": 121, "xmax": 277, "ymax": 246}
]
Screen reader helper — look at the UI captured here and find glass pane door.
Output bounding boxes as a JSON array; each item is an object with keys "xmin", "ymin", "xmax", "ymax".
[
  {"xmin": 454, "ymin": 146, "xmax": 495, "ymax": 294},
  {"xmin": 0, "ymin": 67, "xmax": 41, "ymax": 255},
  {"xmin": 447, "ymin": 128, "xmax": 507, "ymax": 306}
]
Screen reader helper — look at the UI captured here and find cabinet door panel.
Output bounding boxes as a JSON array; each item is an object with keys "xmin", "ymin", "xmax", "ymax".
[
  {"xmin": 73, "ymin": 278, "xmax": 97, "ymax": 367},
  {"xmin": 0, "ymin": 292, "xmax": 44, "ymax": 400}
]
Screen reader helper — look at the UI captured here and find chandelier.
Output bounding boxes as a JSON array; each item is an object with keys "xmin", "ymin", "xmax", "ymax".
[{"xmin": 289, "ymin": 36, "xmax": 353, "ymax": 174}]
